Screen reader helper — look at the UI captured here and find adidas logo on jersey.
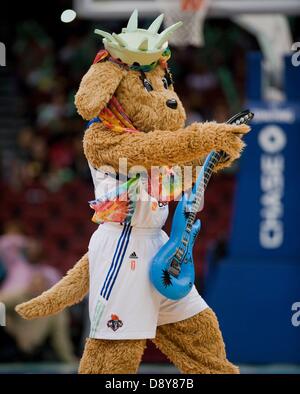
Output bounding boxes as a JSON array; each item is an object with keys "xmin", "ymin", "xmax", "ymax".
[{"xmin": 129, "ymin": 251, "xmax": 138, "ymax": 259}]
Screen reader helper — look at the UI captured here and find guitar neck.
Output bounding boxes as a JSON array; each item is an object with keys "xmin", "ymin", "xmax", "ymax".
[
  {"xmin": 174, "ymin": 109, "xmax": 253, "ymax": 264},
  {"xmin": 185, "ymin": 110, "xmax": 254, "ymax": 227},
  {"xmin": 186, "ymin": 150, "xmax": 224, "ymax": 226}
]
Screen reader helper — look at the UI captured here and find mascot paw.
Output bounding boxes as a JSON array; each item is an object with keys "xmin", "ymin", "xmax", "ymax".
[{"xmin": 218, "ymin": 123, "xmax": 250, "ymax": 160}]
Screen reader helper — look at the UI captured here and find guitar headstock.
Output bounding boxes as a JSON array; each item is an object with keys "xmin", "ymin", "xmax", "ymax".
[
  {"xmin": 218, "ymin": 109, "xmax": 254, "ymax": 163},
  {"xmin": 226, "ymin": 109, "xmax": 254, "ymax": 125}
]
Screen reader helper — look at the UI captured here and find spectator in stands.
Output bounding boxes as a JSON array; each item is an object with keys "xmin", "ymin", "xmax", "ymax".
[
  {"xmin": 0, "ymin": 221, "xmax": 33, "ymax": 295},
  {"xmin": 0, "ymin": 221, "xmax": 60, "ymax": 301},
  {"xmin": 1, "ymin": 271, "xmax": 76, "ymax": 363},
  {"xmin": 0, "ymin": 224, "xmax": 76, "ymax": 363}
]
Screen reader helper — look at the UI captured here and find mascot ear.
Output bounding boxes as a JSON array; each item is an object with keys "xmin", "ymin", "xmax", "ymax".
[{"xmin": 75, "ymin": 61, "xmax": 126, "ymax": 120}]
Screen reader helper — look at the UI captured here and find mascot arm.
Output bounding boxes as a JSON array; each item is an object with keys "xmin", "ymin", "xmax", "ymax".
[
  {"xmin": 84, "ymin": 122, "xmax": 249, "ymax": 170},
  {"xmin": 15, "ymin": 253, "xmax": 89, "ymax": 320}
]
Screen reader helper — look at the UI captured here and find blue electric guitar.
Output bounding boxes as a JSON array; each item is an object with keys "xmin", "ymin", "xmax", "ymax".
[{"xmin": 150, "ymin": 110, "xmax": 254, "ymax": 300}]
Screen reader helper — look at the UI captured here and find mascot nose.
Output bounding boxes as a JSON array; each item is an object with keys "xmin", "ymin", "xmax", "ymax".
[{"xmin": 166, "ymin": 99, "xmax": 178, "ymax": 109}]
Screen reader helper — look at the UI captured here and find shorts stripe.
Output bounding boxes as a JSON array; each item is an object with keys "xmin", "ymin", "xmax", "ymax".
[
  {"xmin": 100, "ymin": 224, "xmax": 129, "ymax": 298},
  {"xmin": 106, "ymin": 225, "xmax": 132, "ymax": 300},
  {"xmin": 90, "ymin": 299, "xmax": 105, "ymax": 337},
  {"xmin": 102, "ymin": 225, "xmax": 132, "ymax": 300},
  {"xmin": 101, "ymin": 224, "xmax": 132, "ymax": 300}
]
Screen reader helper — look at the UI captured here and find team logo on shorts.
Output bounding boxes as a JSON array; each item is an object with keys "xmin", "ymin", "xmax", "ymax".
[{"xmin": 107, "ymin": 314, "xmax": 123, "ymax": 331}]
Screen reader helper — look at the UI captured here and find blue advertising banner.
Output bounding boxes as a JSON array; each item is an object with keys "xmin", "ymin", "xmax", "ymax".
[
  {"xmin": 230, "ymin": 101, "xmax": 300, "ymax": 260},
  {"xmin": 205, "ymin": 53, "xmax": 300, "ymax": 363}
]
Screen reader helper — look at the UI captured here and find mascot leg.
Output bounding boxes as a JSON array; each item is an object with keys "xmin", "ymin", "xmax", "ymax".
[
  {"xmin": 79, "ymin": 338, "xmax": 146, "ymax": 374},
  {"xmin": 153, "ymin": 308, "xmax": 239, "ymax": 374}
]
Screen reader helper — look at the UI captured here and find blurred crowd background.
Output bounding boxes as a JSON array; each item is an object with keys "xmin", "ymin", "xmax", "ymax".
[{"xmin": 0, "ymin": 0, "xmax": 299, "ymax": 369}]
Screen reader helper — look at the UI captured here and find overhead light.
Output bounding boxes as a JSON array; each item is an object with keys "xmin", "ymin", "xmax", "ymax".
[{"xmin": 61, "ymin": 9, "xmax": 77, "ymax": 23}]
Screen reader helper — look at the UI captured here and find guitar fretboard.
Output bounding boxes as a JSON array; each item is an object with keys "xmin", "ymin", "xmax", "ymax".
[
  {"xmin": 185, "ymin": 150, "xmax": 224, "ymax": 232},
  {"xmin": 174, "ymin": 110, "xmax": 253, "ymax": 261}
]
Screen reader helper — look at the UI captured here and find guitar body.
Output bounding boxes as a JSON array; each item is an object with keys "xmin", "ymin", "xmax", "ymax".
[{"xmin": 150, "ymin": 193, "xmax": 201, "ymax": 300}]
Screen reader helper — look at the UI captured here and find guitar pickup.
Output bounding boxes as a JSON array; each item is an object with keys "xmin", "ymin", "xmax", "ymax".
[{"xmin": 168, "ymin": 258, "xmax": 181, "ymax": 278}]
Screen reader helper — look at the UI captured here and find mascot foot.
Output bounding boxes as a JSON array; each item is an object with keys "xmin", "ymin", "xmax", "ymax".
[
  {"xmin": 79, "ymin": 338, "xmax": 146, "ymax": 374},
  {"xmin": 153, "ymin": 308, "xmax": 239, "ymax": 374}
]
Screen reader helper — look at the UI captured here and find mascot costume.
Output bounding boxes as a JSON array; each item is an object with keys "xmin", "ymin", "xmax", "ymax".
[{"xmin": 16, "ymin": 10, "xmax": 250, "ymax": 374}]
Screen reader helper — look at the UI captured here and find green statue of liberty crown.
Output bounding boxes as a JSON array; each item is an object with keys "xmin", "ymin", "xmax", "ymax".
[{"xmin": 94, "ymin": 9, "xmax": 183, "ymax": 67}]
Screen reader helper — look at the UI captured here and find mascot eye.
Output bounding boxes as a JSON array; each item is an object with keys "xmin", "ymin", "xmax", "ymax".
[
  {"xmin": 162, "ymin": 77, "xmax": 169, "ymax": 89},
  {"xmin": 165, "ymin": 70, "xmax": 174, "ymax": 87},
  {"xmin": 139, "ymin": 71, "xmax": 153, "ymax": 92},
  {"xmin": 143, "ymin": 79, "xmax": 153, "ymax": 92}
]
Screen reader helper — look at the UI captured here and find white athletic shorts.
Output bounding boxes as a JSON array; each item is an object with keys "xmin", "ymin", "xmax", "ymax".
[{"xmin": 88, "ymin": 222, "xmax": 208, "ymax": 340}]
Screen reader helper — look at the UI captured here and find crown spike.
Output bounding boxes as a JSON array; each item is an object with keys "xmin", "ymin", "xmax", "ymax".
[
  {"xmin": 155, "ymin": 21, "xmax": 183, "ymax": 49},
  {"xmin": 112, "ymin": 33, "xmax": 127, "ymax": 47},
  {"xmin": 148, "ymin": 14, "xmax": 164, "ymax": 34},
  {"xmin": 94, "ymin": 29, "xmax": 114, "ymax": 42},
  {"xmin": 138, "ymin": 38, "xmax": 149, "ymax": 51},
  {"xmin": 127, "ymin": 9, "xmax": 138, "ymax": 32}
]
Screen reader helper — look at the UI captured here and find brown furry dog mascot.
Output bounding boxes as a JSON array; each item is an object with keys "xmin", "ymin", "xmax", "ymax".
[{"xmin": 16, "ymin": 11, "xmax": 250, "ymax": 374}]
